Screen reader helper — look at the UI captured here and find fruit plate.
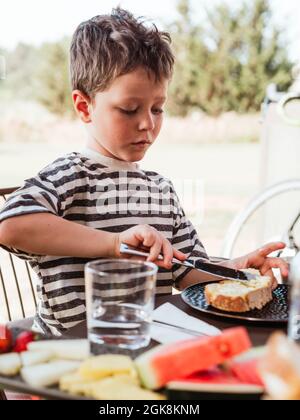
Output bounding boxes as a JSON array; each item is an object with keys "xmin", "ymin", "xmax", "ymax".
[
  {"xmin": 0, "ymin": 328, "xmax": 166, "ymax": 401},
  {"xmin": 181, "ymin": 284, "xmax": 289, "ymax": 323},
  {"xmin": 0, "ymin": 329, "xmax": 88, "ymax": 400},
  {"xmin": 0, "ymin": 374, "xmax": 88, "ymax": 400},
  {"xmin": 0, "ymin": 328, "xmax": 265, "ymax": 400}
]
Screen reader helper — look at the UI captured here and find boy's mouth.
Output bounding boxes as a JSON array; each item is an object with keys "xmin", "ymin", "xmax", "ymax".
[{"xmin": 131, "ymin": 140, "xmax": 152, "ymax": 148}]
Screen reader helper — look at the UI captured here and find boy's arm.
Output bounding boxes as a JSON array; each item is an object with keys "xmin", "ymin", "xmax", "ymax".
[
  {"xmin": 0, "ymin": 213, "xmax": 116, "ymax": 258},
  {"xmin": 0, "ymin": 213, "xmax": 186, "ymax": 267}
]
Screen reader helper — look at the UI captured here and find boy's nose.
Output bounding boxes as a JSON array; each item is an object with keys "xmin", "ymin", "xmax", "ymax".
[{"xmin": 138, "ymin": 112, "xmax": 155, "ymax": 132}]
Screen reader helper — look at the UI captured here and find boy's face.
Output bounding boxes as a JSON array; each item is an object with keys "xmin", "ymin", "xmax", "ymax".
[{"xmin": 74, "ymin": 67, "xmax": 168, "ymax": 162}]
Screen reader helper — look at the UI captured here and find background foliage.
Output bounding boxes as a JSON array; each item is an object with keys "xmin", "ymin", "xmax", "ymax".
[
  {"xmin": 0, "ymin": 0, "xmax": 294, "ymax": 117},
  {"xmin": 168, "ymin": 0, "xmax": 293, "ymax": 116}
]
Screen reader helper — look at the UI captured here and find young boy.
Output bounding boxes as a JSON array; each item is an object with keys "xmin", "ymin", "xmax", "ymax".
[{"xmin": 0, "ymin": 8, "xmax": 288, "ymax": 336}]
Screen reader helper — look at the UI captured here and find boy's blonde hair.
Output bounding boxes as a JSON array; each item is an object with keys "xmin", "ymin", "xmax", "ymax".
[{"xmin": 70, "ymin": 7, "xmax": 175, "ymax": 98}]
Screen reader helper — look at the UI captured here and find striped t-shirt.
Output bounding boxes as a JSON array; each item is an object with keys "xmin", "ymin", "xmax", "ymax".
[{"xmin": 0, "ymin": 148, "xmax": 208, "ymax": 335}]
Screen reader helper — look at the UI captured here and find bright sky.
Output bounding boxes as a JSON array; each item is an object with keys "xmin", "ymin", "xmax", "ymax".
[{"xmin": 1, "ymin": 0, "xmax": 299, "ymax": 61}]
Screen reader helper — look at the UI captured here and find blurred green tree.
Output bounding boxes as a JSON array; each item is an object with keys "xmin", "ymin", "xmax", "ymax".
[
  {"xmin": 0, "ymin": 43, "xmax": 38, "ymax": 100},
  {"xmin": 168, "ymin": 0, "xmax": 294, "ymax": 116},
  {"xmin": 35, "ymin": 38, "xmax": 74, "ymax": 116},
  {"xmin": 0, "ymin": 0, "xmax": 294, "ymax": 118}
]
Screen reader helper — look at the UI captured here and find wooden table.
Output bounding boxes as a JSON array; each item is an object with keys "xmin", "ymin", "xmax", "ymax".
[{"xmin": 67, "ymin": 293, "xmax": 287, "ymax": 347}]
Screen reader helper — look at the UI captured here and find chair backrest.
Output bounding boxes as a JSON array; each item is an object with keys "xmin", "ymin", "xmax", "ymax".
[{"xmin": 0, "ymin": 187, "xmax": 37, "ymax": 322}]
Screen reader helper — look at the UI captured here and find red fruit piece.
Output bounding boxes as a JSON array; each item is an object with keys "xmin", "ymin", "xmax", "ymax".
[
  {"xmin": 0, "ymin": 325, "xmax": 12, "ymax": 354},
  {"xmin": 136, "ymin": 327, "xmax": 251, "ymax": 389},
  {"xmin": 230, "ymin": 359, "xmax": 264, "ymax": 387},
  {"xmin": 13, "ymin": 331, "xmax": 35, "ymax": 353}
]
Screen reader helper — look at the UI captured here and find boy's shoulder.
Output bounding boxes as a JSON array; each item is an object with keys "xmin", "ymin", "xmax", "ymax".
[
  {"xmin": 143, "ymin": 169, "xmax": 176, "ymax": 192},
  {"xmin": 143, "ymin": 169, "xmax": 172, "ymax": 184}
]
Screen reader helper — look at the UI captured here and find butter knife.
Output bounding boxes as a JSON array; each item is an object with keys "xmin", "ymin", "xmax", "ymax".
[
  {"xmin": 151, "ymin": 320, "xmax": 211, "ymax": 337},
  {"xmin": 120, "ymin": 243, "xmax": 256, "ymax": 282}
]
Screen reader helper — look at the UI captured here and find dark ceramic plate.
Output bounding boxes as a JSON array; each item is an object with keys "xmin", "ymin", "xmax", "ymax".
[{"xmin": 181, "ymin": 284, "xmax": 289, "ymax": 323}]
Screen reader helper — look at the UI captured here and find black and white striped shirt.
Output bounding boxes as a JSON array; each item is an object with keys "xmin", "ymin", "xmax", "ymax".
[{"xmin": 0, "ymin": 149, "xmax": 208, "ymax": 335}]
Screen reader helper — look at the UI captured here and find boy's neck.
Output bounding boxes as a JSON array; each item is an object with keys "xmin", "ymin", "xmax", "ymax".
[
  {"xmin": 84, "ymin": 135, "xmax": 142, "ymax": 171},
  {"xmin": 82, "ymin": 146, "xmax": 140, "ymax": 172},
  {"xmin": 86, "ymin": 136, "xmax": 124, "ymax": 161}
]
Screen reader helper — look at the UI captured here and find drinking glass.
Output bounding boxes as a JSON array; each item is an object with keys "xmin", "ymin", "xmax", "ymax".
[{"xmin": 85, "ymin": 259, "xmax": 158, "ymax": 355}]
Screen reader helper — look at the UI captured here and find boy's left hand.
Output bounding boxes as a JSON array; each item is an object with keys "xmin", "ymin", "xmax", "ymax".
[{"xmin": 225, "ymin": 242, "xmax": 289, "ymax": 290}]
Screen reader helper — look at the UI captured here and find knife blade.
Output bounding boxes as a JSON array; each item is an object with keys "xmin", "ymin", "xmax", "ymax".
[
  {"xmin": 193, "ymin": 260, "xmax": 256, "ymax": 280},
  {"xmin": 150, "ymin": 320, "xmax": 210, "ymax": 337},
  {"xmin": 120, "ymin": 243, "xmax": 257, "ymax": 282}
]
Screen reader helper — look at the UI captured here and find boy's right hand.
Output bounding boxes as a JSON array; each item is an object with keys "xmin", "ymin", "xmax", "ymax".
[{"xmin": 114, "ymin": 225, "xmax": 187, "ymax": 270}]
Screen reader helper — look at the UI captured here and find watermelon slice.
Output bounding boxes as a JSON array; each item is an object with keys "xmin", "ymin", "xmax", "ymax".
[
  {"xmin": 230, "ymin": 359, "xmax": 264, "ymax": 387},
  {"xmin": 227, "ymin": 347, "xmax": 267, "ymax": 387},
  {"xmin": 166, "ymin": 368, "xmax": 264, "ymax": 400},
  {"xmin": 135, "ymin": 327, "xmax": 251, "ymax": 390}
]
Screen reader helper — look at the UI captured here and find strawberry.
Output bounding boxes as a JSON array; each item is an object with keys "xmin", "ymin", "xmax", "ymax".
[
  {"xmin": 0, "ymin": 325, "xmax": 12, "ymax": 354},
  {"xmin": 13, "ymin": 331, "xmax": 35, "ymax": 353}
]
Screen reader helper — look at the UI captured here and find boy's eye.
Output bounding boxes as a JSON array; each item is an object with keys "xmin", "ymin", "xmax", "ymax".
[
  {"xmin": 119, "ymin": 107, "xmax": 164, "ymax": 116},
  {"xmin": 152, "ymin": 108, "xmax": 164, "ymax": 115},
  {"xmin": 119, "ymin": 108, "xmax": 138, "ymax": 115}
]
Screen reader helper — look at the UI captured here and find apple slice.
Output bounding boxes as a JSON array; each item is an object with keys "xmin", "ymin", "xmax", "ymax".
[
  {"xmin": 28, "ymin": 339, "xmax": 89, "ymax": 361},
  {"xmin": 20, "ymin": 350, "xmax": 54, "ymax": 367},
  {"xmin": 0, "ymin": 353, "xmax": 21, "ymax": 376},
  {"xmin": 21, "ymin": 360, "xmax": 80, "ymax": 388}
]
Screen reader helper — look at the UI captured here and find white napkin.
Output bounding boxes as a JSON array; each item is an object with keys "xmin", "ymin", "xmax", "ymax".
[{"xmin": 150, "ymin": 303, "xmax": 221, "ymax": 344}]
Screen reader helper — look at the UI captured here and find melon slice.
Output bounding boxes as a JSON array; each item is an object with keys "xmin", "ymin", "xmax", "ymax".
[
  {"xmin": 90, "ymin": 376, "xmax": 166, "ymax": 400},
  {"xmin": 59, "ymin": 372, "xmax": 101, "ymax": 396},
  {"xmin": 228, "ymin": 347, "xmax": 267, "ymax": 387},
  {"xmin": 135, "ymin": 327, "xmax": 251, "ymax": 389},
  {"xmin": 79, "ymin": 354, "xmax": 137, "ymax": 380},
  {"xmin": 230, "ymin": 359, "xmax": 264, "ymax": 387},
  {"xmin": 60, "ymin": 372, "xmax": 94, "ymax": 393},
  {"xmin": 166, "ymin": 368, "xmax": 264, "ymax": 400}
]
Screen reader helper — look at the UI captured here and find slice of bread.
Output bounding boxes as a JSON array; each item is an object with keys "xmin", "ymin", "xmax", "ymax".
[{"xmin": 205, "ymin": 276, "xmax": 273, "ymax": 313}]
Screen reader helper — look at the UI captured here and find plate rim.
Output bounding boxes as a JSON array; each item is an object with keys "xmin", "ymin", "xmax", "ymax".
[{"xmin": 181, "ymin": 283, "xmax": 289, "ymax": 324}]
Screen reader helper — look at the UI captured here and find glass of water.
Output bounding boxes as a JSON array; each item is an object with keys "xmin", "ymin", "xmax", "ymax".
[{"xmin": 85, "ymin": 259, "xmax": 158, "ymax": 355}]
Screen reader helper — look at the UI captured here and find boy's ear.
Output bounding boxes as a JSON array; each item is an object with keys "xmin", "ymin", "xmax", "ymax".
[{"xmin": 72, "ymin": 90, "xmax": 92, "ymax": 123}]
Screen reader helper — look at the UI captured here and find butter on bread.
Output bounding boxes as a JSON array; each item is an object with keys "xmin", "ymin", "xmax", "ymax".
[{"xmin": 205, "ymin": 276, "xmax": 273, "ymax": 313}]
